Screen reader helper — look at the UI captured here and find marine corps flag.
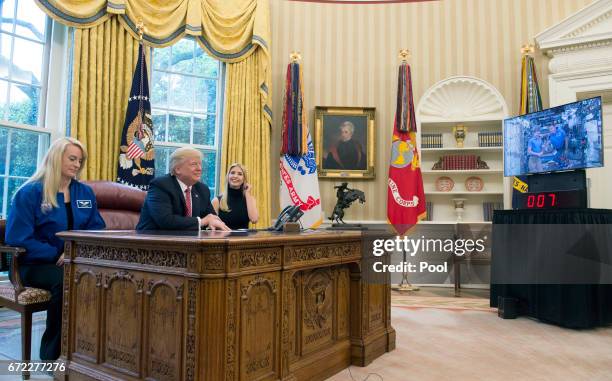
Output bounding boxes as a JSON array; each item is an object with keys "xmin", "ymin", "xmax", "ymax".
[
  {"xmin": 117, "ymin": 44, "xmax": 155, "ymax": 190},
  {"xmin": 279, "ymin": 60, "xmax": 322, "ymax": 229},
  {"xmin": 387, "ymin": 62, "xmax": 426, "ymax": 235},
  {"xmin": 512, "ymin": 48, "xmax": 543, "ymax": 208}
]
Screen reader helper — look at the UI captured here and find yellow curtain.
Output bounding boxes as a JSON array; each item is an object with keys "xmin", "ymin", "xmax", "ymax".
[
  {"xmin": 222, "ymin": 49, "xmax": 271, "ymax": 228},
  {"xmin": 70, "ymin": 17, "xmax": 140, "ymax": 180},
  {"xmin": 36, "ymin": 0, "xmax": 270, "ymax": 49},
  {"xmin": 37, "ymin": 0, "xmax": 272, "ymax": 116},
  {"xmin": 40, "ymin": 0, "xmax": 273, "ymax": 222}
]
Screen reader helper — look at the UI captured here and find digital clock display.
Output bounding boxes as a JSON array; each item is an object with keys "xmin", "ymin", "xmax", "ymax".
[{"xmin": 518, "ymin": 190, "xmax": 586, "ymax": 209}]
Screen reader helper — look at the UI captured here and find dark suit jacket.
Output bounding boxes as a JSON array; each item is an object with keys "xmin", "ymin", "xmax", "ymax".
[{"xmin": 136, "ymin": 174, "xmax": 215, "ymax": 231}]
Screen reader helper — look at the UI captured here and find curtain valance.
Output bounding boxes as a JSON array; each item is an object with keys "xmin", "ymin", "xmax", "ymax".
[
  {"xmin": 36, "ymin": 0, "xmax": 272, "ymax": 121},
  {"xmin": 35, "ymin": 0, "xmax": 269, "ymax": 51}
]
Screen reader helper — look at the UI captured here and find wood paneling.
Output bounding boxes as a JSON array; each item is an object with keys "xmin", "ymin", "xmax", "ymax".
[
  {"xmin": 146, "ymin": 280, "xmax": 183, "ymax": 381},
  {"xmin": 73, "ymin": 270, "xmax": 100, "ymax": 363}
]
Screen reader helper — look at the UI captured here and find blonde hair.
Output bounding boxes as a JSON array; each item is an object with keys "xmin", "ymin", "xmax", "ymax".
[
  {"xmin": 169, "ymin": 147, "xmax": 203, "ymax": 175},
  {"xmin": 20, "ymin": 137, "xmax": 87, "ymax": 210},
  {"xmin": 219, "ymin": 163, "xmax": 249, "ymax": 212}
]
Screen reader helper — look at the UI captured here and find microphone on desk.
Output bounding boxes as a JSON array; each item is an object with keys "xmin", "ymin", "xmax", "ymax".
[{"xmin": 268, "ymin": 205, "xmax": 303, "ymax": 231}]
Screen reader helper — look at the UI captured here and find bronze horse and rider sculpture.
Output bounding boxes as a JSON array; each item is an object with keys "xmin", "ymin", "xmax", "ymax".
[{"xmin": 329, "ymin": 182, "xmax": 366, "ymax": 224}]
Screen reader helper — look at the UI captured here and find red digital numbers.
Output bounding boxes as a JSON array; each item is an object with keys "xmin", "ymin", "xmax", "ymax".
[{"xmin": 526, "ymin": 193, "xmax": 558, "ymax": 208}]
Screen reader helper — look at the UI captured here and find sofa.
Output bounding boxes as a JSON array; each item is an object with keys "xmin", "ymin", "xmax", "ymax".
[{"xmin": 83, "ymin": 180, "xmax": 146, "ymax": 230}]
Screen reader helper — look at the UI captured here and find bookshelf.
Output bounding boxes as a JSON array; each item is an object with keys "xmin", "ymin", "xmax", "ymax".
[{"xmin": 417, "ymin": 76, "xmax": 510, "ymax": 223}]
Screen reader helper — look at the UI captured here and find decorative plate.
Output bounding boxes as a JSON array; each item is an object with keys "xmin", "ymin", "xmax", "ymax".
[
  {"xmin": 465, "ymin": 176, "xmax": 484, "ymax": 192},
  {"xmin": 435, "ymin": 176, "xmax": 454, "ymax": 192}
]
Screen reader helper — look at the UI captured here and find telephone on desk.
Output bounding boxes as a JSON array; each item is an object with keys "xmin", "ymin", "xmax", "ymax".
[{"xmin": 269, "ymin": 205, "xmax": 303, "ymax": 231}]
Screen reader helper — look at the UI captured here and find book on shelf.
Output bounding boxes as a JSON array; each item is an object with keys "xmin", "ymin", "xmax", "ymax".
[
  {"xmin": 438, "ymin": 154, "xmax": 478, "ymax": 170},
  {"xmin": 478, "ymin": 132, "xmax": 503, "ymax": 147},
  {"xmin": 422, "ymin": 133, "xmax": 442, "ymax": 148}
]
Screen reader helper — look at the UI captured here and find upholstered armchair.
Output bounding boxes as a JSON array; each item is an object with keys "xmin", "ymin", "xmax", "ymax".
[{"xmin": 0, "ymin": 180, "xmax": 145, "ymax": 378}]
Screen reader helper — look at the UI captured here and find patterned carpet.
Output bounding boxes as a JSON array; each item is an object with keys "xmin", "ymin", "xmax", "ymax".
[{"xmin": 391, "ymin": 288, "xmax": 495, "ymax": 312}]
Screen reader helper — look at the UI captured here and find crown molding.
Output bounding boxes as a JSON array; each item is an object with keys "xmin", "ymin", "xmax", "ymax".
[
  {"xmin": 535, "ymin": 0, "xmax": 612, "ymax": 55},
  {"xmin": 548, "ymin": 45, "xmax": 612, "ymax": 74}
]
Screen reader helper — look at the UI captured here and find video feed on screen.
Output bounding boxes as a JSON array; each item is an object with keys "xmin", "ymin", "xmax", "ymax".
[{"xmin": 504, "ymin": 97, "xmax": 603, "ymax": 177}]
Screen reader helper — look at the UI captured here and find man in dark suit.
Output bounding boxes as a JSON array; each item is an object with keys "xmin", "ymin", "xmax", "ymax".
[{"xmin": 137, "ymin": 147, "xmax": 230, "ymax": 231}]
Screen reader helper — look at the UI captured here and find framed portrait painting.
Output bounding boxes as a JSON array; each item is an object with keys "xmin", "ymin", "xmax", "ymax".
[{"xmin": 314, "ymin": 106, "xmax": 375, "ymax": 179}]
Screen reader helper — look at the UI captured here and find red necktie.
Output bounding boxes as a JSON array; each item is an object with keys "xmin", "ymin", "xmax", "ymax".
[{"xmin": 184, "ymin": 187, "xmax": 192, "ymax": 217}]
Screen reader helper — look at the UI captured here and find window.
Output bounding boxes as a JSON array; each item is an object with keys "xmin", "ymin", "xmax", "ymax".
[
  {"xmin": 151, "ymin": 38, "xmax": 223, "ymax": 197},
  {"xmin": 0, "ymin": 0, "xmax": 51, "ymax": 217}
]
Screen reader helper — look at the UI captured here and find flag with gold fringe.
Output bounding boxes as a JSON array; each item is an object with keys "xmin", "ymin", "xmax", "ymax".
[
  {"xmin": 281, "ymin": 61, "xmax": 308, "ymax": 156},
  {"xmin": 279, "ymin": 61, "xmax": 322, "ymax": 229},
  {"xmin": 387, "ymin": 62, "xmax": 426, "ymax": 235},
  {"xmin": 512, "ymin": 50, "xmax": 543, "ymax": 208},
  {"xmin": 519, "ymin": 53, "xmax": 543, "ymax": 115},
  {"xmin": 117, "ymin": 43, "xmax": 155, "ymax": 190}
]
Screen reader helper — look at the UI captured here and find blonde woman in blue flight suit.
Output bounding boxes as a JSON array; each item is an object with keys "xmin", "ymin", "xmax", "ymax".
[{"xmin": 5, "ymin": 137, "xmax": 105, "ymax": 360}]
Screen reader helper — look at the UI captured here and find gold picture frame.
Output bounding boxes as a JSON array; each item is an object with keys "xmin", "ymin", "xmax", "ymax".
[{"xmin": 314, "ymin": 106, "xmax": 375, "ymax": 179}]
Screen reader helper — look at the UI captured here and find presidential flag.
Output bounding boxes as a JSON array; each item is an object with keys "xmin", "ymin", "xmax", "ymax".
[
  {"xmin": 117, "ymin": 44, "xmax": 155, "ymax": 190},
  {"xmin": 387, "ymin": 62, "xmax": 426, "ymax": 235},
  {"xmin": 512, "ymin": 50, "xmax": 543, "ymax": 208},
  {"xmin": 279, "ymin": 61, "xmax": 322, "ymax": 229}
]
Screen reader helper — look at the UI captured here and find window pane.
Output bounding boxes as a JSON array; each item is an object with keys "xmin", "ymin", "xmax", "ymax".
[
  {"xmin": 169, "ymin": 74, "xmax": 193, "ymax": 111},
  {"xmin": 167, "ymin": 112, "xmax": 191, "ymax": 144},
  {"xmin": 8, "ymin": 83, "xmax": 39, "ymax": 125},
  {"xmin": 1, "ymin": 0, "xmax": 15, "ymax": 33},
  {"xmin": 0, "ymin": 176, "xmax": 5, "ymax": 217},
  {"xmin": 13, "ymin": 37, "xmax": 44, "ymax": 84},
  {"xmin": 151, "ymin": 70, "xmax": 168, "ymax": 108},
  {"xmin": 193, "ymin": 46, "xmax": 218, "ymax": 78},
  {"xmin": 6, "ymin": 176, "xmax": 26, "ymax": 216},
  {"xmin": 0, "ymin": 79, "xmax": 8, "ymax": 119},
  {"xmin": 194, "ymin": 78, "xmax": 216, "ymax": 114},
  {"xmin": 8, "ymin": 129, "xmax": 39, "ymax": 176},
  {"xmin": 153, "ymin": 46, "xmax": 170, "ymax": 70},
  {"xmin": 0, "ymin": 34, "xmax": 12, "ymax": 78},
  {"xmin": 193, "ymin": 114, "xmax": 215, "ymax": 146},
  {"xmin": 170, "ymin": 39, "xmax": 194, "ymax": 74},
  {"xmin": 150, "ymin": 37, "xmax": 222, "ymax": 192},
  {"xmin": 0, "ymin": 127, "xmax": 7, "ymax": 174},
  {"xmin": 152, "ymin": 109, "xmax": 167, "ymax": 142},
  {"xmin": 154, "ymin": 147, "xmax": 172, "ymax": 177},
  {"xmin": 200, "ymin": 151, "xmax": 216, "ymax": 187},
  {"xmin": 16, "ymin": 0, "xmax": 46, "ymax": 42}
]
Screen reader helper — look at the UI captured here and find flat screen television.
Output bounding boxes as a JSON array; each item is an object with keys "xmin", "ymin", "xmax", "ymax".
[{"xmin": 504, "ymin": 96, "xmax": 603, "ymax": 177}]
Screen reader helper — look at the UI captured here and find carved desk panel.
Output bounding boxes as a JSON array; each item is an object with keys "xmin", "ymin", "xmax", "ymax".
[{"xmin": 57, "ymin": 230, "xmax": 395, "ymax": 381}]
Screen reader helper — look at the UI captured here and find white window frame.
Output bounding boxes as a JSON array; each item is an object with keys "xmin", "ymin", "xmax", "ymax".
[
  {"xmin": 0, "ymin": 11, "xmax": 69, "ymax": 218},
  {"xmin": 150, "ymin": 38, "xmax": 225, "ymax": 194}
]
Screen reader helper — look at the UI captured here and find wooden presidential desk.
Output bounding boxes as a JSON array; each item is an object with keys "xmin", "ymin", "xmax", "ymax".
[{"xmin": 56, "ymin": 229, "xmax": 395, "ymax": 381}]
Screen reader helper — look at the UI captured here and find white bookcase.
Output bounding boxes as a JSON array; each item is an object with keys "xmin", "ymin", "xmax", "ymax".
[{"xmin": 416, "ymin": 76, "xmax": 511, "ymax": 224}]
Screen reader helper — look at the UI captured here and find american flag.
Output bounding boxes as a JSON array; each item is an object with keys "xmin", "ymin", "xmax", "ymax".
[
  {"xmin": 126, "ymin": 123, "xmax": 147, "ymax": 159},
  {"xmin": 116, "ymin": 43, "xmax": 155, "ymax": 190}
]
